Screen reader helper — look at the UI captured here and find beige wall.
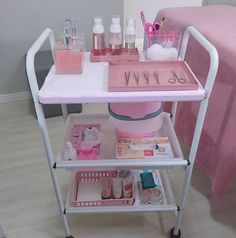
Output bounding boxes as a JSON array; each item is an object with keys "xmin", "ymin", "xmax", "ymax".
[
  {"xmin": 0, "ymin": 0, "xmax": 123, "ymax": 95},
  {"xmin": 203, "ymin": 0, "xmax": 236, "ymax": 5},
  {"xmin": 124, "ymin": 0, "xmax": 203, "ymax": 40}
]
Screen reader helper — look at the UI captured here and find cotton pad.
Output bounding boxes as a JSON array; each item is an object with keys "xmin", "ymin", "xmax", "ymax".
[{"xmin": 146, "ymin": 44, "xmax": 178, "ymax": 60}]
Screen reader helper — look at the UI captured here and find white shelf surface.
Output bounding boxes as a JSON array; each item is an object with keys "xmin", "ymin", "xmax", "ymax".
[
  {"xmin": 65, "ymin": 170, "xmax": 177, "ymax": 214},
  {"xmin": 38, "ymin": 61, "xmax": 206, "ymax": 104},
  {"xmin": 56, "ymin": 112, "xmax": 187, "ymax": 169}
]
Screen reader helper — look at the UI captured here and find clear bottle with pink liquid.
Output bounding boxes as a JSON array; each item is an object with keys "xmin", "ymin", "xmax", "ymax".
[
  {"xmin": 109, "ymin": 16, "xmax": 122, "ymax": 55},
  {"xmin": 54, "ymin": 25, "xmax": 85, "ymax": 74},
  {"xmin": 92, "ymin": 16, "xmax": 106, "ymax": 56},
  {"xmin": 125, "ymin": 18, "xmax": 136, "ymax": 53}
]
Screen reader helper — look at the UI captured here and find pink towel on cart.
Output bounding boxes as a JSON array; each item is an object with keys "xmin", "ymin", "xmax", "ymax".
[{"xmin": 156, "ymin": 5, "xmax": 236, "ymax": 198}]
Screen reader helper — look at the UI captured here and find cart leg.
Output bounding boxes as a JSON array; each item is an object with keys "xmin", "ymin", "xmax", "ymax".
[
  {"xmin": 61, "ymin": 104, "xmax": 68, "ymax": 120},
  {"xmin": 170, "ymin": 227, "xmax": 181, "ymax": 238},
  {"xmin": 171, "ymin": 99, "xmax": 209, "ymax": 237},
  {"xmin": 35, "ymin": 103, "xmax": 73, "ymax": 238}
]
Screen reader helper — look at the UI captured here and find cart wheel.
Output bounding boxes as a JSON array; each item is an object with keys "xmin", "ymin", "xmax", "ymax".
[
  {"xmin": 170, "ymin": 227, "xmax": 181, "ymax": 238},
  {"xmin": 65, "ymin": 236, "xmax": 74, "ymax": 238}
]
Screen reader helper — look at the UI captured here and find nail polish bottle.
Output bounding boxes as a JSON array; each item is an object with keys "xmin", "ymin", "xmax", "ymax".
[
  {"xmin": 92, "ymin": 16, "xmax": 106, "ymax": 56},
  {"xmin": 109, "ymin": 15, "xmax": 122, "ymax": 55}
]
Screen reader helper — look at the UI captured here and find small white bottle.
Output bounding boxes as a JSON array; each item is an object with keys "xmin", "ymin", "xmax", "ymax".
[
  {"xmin": 92, "ymin": 16, "xmax": 106, "ymax": 56},
  {"xmin": 125, "ymin": 18, "xmax": 136, "ymax": 51},
  {"xmin": 109, "ymin": 15, "xmax": 122, "ymax": 55}
]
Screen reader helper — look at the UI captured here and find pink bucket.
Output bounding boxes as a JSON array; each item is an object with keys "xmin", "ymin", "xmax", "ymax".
[{"xmin": 109, "ymin": 102, "xmax": 163, "ymax": 138}]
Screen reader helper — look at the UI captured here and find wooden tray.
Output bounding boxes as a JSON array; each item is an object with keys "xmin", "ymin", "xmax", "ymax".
[
  {"xmin": 90, "ymin": 48, "xmax": 139, "ymax": 62},
  {"xmin": 108, "ymin": 60, "xmax": 199, "ymax": 92}
]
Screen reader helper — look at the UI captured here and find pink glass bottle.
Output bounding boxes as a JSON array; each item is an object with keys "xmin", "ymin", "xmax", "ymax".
[
  {"xmin": 92, "ymin": 16, "xmax": 106, "ymax": 56},
  {"xmin": 109, "ymin": 16, "xmax": 122, "ymax": 55}
]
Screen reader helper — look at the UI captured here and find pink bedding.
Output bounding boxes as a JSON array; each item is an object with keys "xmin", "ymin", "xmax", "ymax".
[{"xmin": 156, "ymin": 5, "xmax": 236, "ymax": 198}]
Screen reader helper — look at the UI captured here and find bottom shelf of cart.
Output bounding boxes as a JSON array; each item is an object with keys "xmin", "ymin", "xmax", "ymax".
[
  {"xmin": 65, "ymin": 204, "xmax": 177, "ymax": 214},
  {"xmin": 65, "ymin": 170, "xmax": 177, "ymax": 214}
]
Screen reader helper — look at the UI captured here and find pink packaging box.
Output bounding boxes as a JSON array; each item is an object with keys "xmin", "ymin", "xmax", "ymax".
[{"xmin": 72, "ymin": 124, "xmax": 101, "ymax": 159}]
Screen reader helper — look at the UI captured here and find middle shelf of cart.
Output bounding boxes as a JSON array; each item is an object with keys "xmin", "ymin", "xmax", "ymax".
[{"xmin": 55, "ymin": 112, "xmax": 188, "ymax": 169}]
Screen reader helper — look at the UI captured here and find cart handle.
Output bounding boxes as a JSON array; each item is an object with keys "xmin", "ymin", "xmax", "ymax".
[
  {"xmin": 26, "ymin": 28, "xmax": 55, "ymax": 102},
  {"xmin": 179, "ymin": 26, "xmax": 219, "ymax": 99}
]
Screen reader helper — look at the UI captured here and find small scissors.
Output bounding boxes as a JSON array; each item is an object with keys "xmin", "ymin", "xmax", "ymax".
[{"xmin": 168, "ymin": 71, "xmax": 186, "ymax": 84}]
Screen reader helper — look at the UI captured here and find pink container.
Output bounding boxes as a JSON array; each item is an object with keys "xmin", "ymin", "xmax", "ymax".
[
  {"xmin": 71, "ymin": 170, "xmax": 135, "ymax": 207},
  {"xmin": 79, "ymin": 148, "xmax": 97, "ymax": 160},
  {"xmin": 109, "ymin": 102, "xmax": 163, "ymax": 138},
  {"xmin": 54, "ymin": 50, "xmax": 84, "ymax": 74},
  {"xmin": 54, "ymin": 32, "xmax": 85, "ymax": 74}
]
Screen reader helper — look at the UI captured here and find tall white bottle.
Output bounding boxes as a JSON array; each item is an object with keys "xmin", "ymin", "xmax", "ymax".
[
  {"xmin": 109, "ymin": 16, "xmax": 122, "ymax": 55},
  {"xmin": 92, "ymin": 16, "xmax": 106, "ymax": 56},
  {"xmin": 125, "ymin": 18, "xmax": 136, "ymax": 52}
]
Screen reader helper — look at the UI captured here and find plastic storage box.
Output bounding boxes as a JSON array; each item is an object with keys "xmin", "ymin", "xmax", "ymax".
[{"xmin": 71, "ymin": 170, "xmax": 135, "ymax": 207}]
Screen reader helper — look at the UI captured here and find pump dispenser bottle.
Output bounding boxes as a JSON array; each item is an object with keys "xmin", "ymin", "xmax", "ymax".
[
  {"xmin": 92, "ymin": 16, "xmax": 106, "ymax": 56},
  {"xmin": 54, "ymin": 24, "xmax": 85, "ymax": 74},
  {"xmin": 125, "ymin": 18, "xmax": 136, "ymax": 51},
  {"xmin": 109, "ymin": 15, "xmax": 122, "ymax": 55}
]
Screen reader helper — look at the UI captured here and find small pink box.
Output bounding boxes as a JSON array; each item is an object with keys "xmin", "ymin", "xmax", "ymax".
[
  {"xmin": 90, "ymin": 48, "xmax": 139, "ymax": 62},
  {"xmin": 71, "ymin": 124, "xmax": 101, "ymax": 160}
]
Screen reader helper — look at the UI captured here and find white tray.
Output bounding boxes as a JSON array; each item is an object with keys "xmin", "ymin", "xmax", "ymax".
[{"xmin": 38, "ymin": 62, "xmax": 206, "ymax": 104}]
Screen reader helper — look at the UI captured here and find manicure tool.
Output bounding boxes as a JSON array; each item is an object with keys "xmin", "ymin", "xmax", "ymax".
[
  {"xmin": 143, "ymin": 71, "xmax": 150, "ymax": 85},
  {"xmin": 125, "ymin": 71, "xmax": 130, "ymax": 86},
  {"xmin": 140, "ymin": 11, "xmax": 146, "ymax": 26},
  {"xmin": 134, "ymin": 72, "xmax": 140, "ymax": 85},
  {"xmin": 168, "ymin": 71, "xmax": 186, "ymax": 84},
  {"xmin": 153, "ymin": 71, "xmax": 160, "ymax": 84}
]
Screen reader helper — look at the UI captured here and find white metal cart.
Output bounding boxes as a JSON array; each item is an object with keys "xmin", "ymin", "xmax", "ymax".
[{"xmin": 26, "ymin": 26, "xmax": 218, "ymax": 238}]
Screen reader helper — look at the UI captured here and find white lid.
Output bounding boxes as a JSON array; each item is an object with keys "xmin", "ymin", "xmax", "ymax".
[
  {"xmin": 93, "ymin": 17, "xmax": 104, "ymax": 34},
  {"xmin": 110, "ymin": 16, "xmax": 121, "ymax": 33},
  {"xmin": 125, "ymin": 18, "xmax": 135, "ymax": 35}
]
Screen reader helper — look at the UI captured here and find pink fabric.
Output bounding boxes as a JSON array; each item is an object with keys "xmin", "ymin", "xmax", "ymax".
[{"xmin": 156, "ymin": 5, "xmax": 236, "ymax": 198}]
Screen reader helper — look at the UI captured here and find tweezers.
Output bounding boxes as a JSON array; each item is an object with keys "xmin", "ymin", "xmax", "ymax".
[
  {"xmin": 143, "ymin": 71, "xmax": 150, "ymax": 85},
  {"xmin": 134, "ymin": 72, "xmax": 139, "ymax": 85},
  {"xmin": 125, "ymin": 71, "xmax": 130, "ymax": 86},
  {"xmin": 153, "ymin": 71, "xmax": 160, "ymax": 84}
]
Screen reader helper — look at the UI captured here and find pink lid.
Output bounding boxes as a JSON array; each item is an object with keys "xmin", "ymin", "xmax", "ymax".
[{"xmin": 109, "ymin": 102, "xmax": 162, "ymax": 120}]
